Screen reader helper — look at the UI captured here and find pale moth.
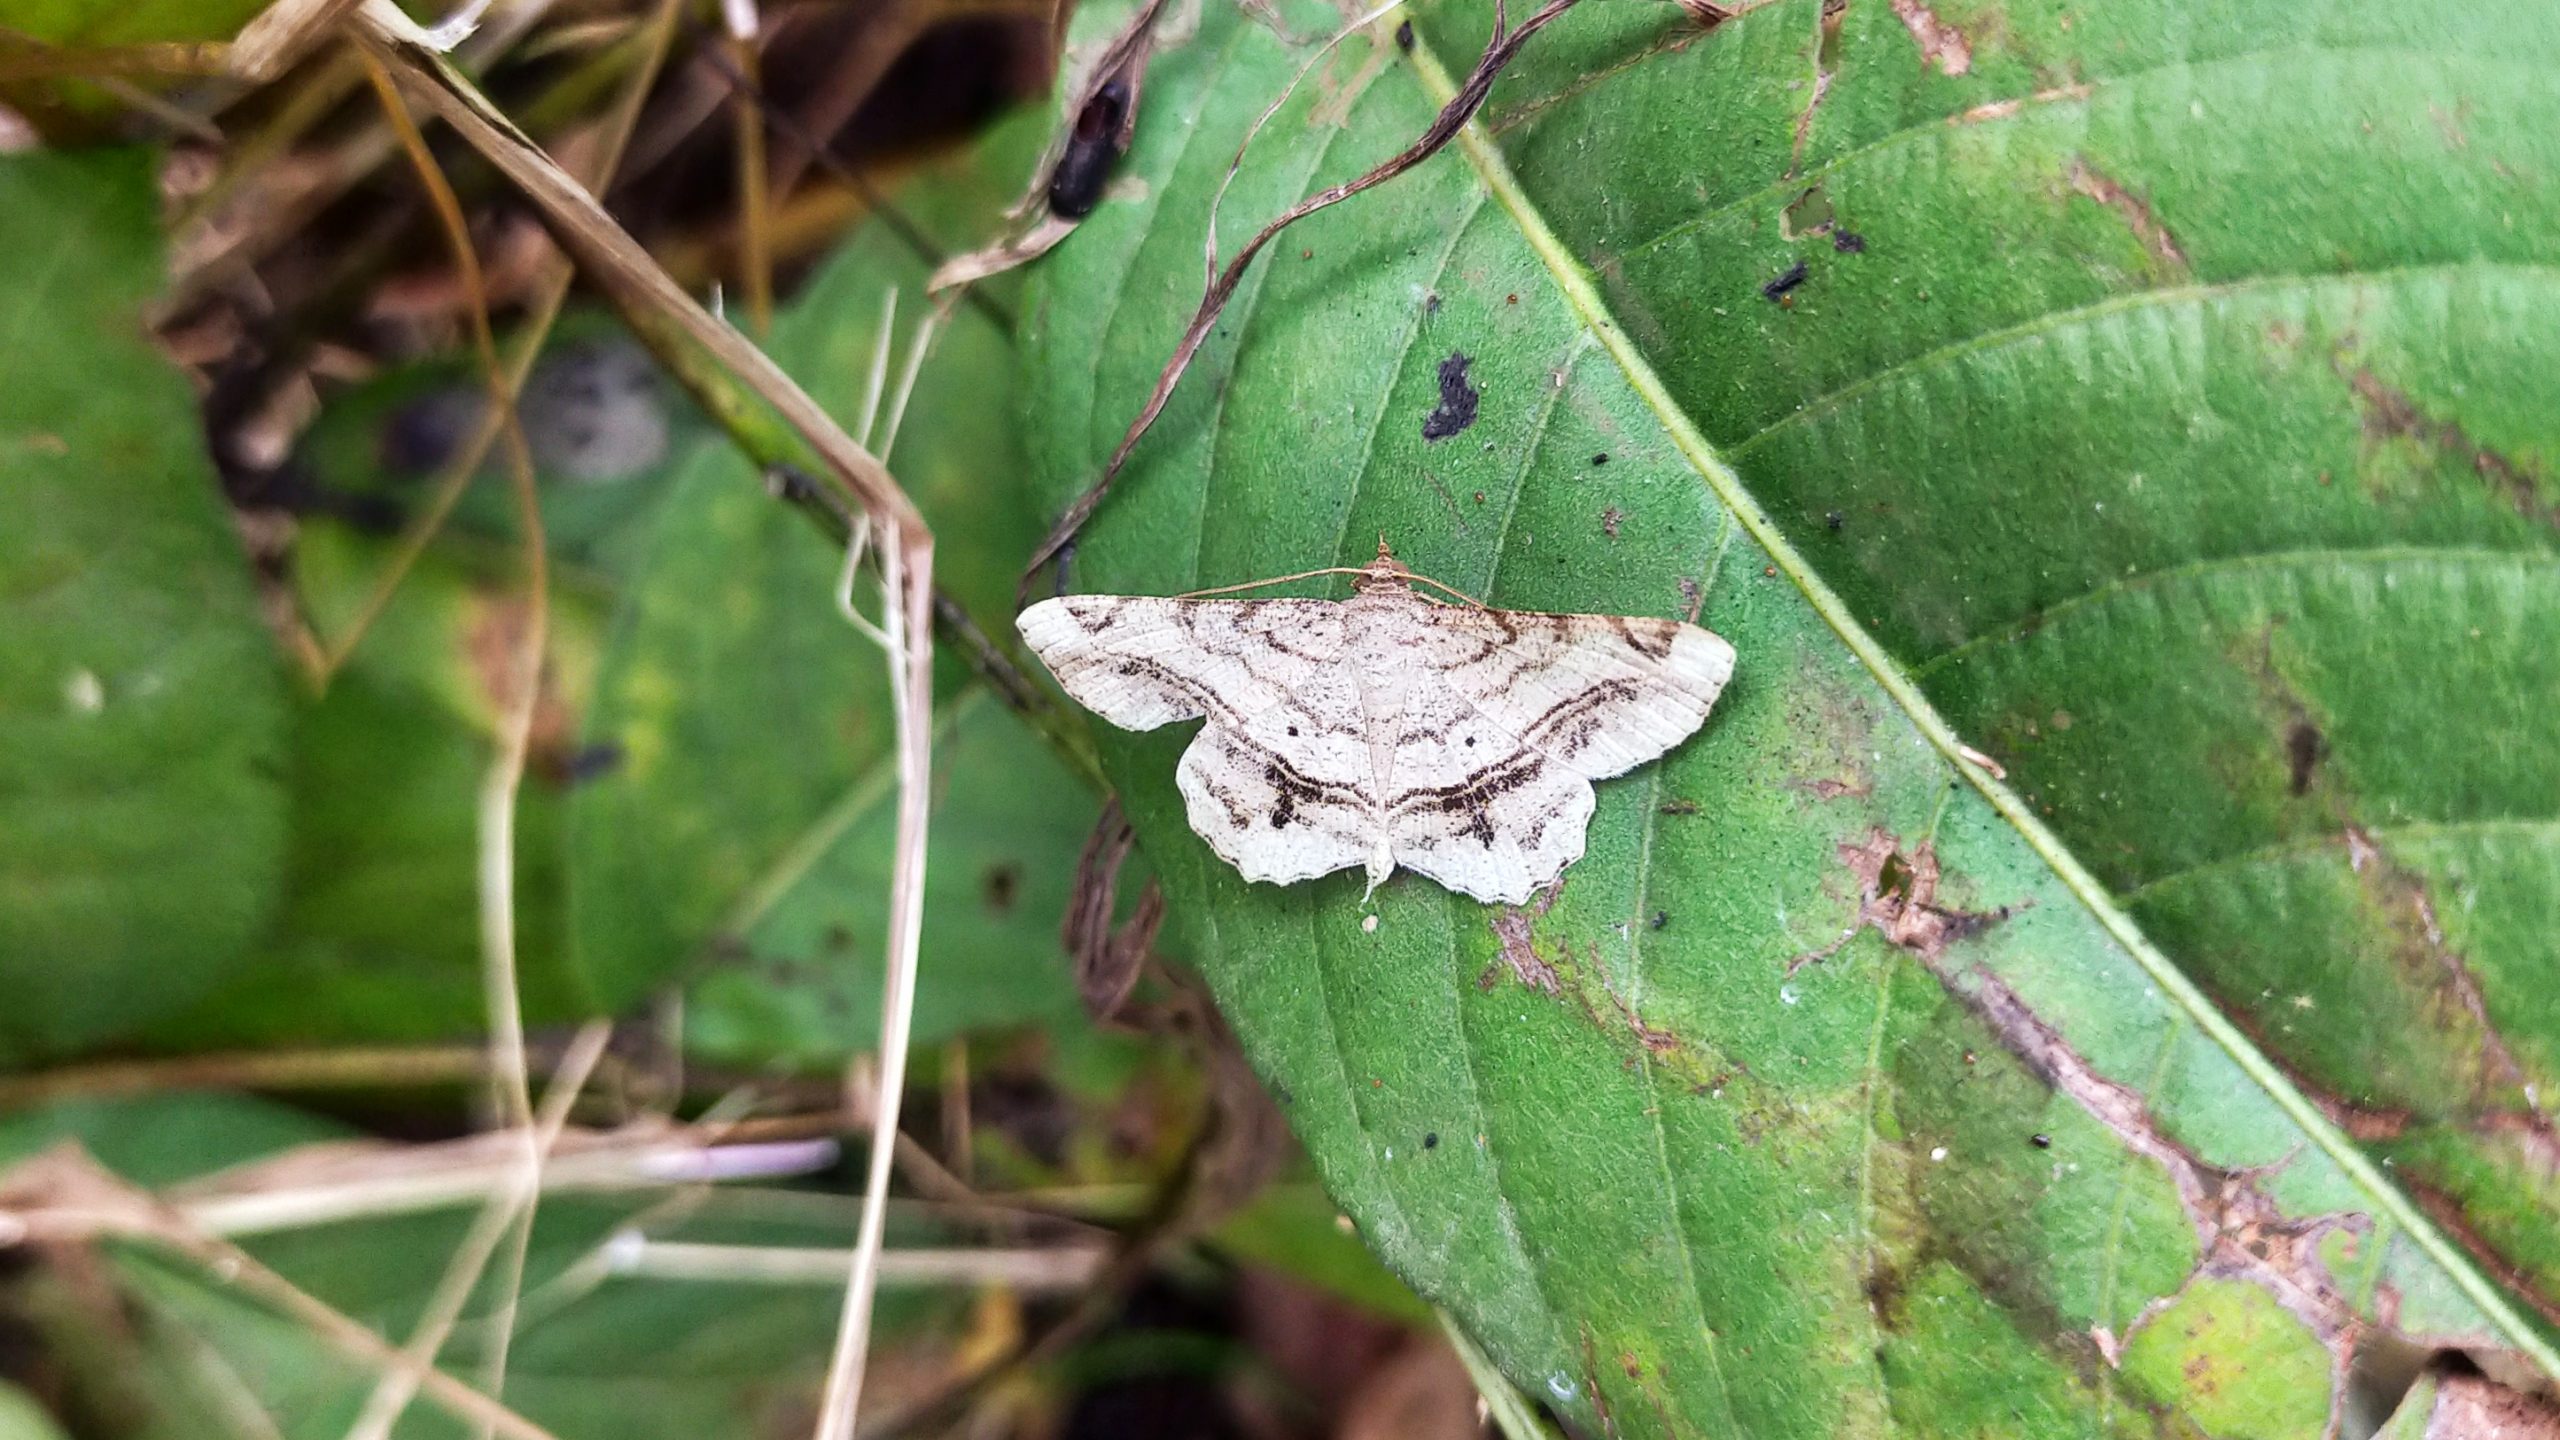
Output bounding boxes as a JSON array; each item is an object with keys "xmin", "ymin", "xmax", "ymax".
[{"xmin": 1017, "ymin": 542, "xmax": 1735, "ymax": 906}]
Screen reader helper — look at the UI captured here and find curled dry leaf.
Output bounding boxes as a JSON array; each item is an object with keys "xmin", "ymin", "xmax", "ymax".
[
  {"xmin": 1062, "ymin": 797, "xmax": 1165, "ymax": 1020},
  {"xmin": 926, "ymin": 0, "xmax": 1169, "ymax": 294}
]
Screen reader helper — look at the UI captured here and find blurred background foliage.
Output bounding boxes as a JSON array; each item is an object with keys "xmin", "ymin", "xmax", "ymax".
[{"xmin": 0, "ymin": 3, "xmax": 1472, "ymax": 1437}]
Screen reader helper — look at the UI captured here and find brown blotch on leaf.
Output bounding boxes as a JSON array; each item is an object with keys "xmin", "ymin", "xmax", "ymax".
[
  {"xmin": 1888, "ymin": 0, "xmax": 1973, "ymax": 74},
  {"xmin": 1819, "ymin": 830, "xmax": 2019, "ymax": 964},
  {"xmin": 2417, "ymin": 1374, "xmax": 2560, "ymax": 1440},
  {"xmin": 2340, "ymin": 825, "xmax": 2560, "ymax": 1168},
  {"xmin": 1864, "ymin": 1256, "xmax": 1910, "ymax": 1329},
  {"xmin": 1969, "ymin": 969, "xmax": 2389, "ymax": 1352},
  {"xmin": 2337, "ymin": 358, "xmax": 2560, "ymax": 534},
  {"xmin": 2064, "ymin": 158, "xmax": 2191, "ymax": 275},
  {"xmin": 2286, "ymin": 719, "xmax": 2328, "ymax": 796},
  {"xmin": 1488, "ymin": 905, "xmax": 1563, "ymax": 996},
  {"xmin": 1789, "ymin": 774, "xmax": 1871, "ymax": 803}
]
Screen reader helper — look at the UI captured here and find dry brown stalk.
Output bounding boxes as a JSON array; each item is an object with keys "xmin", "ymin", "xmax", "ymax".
[{"xmin": 340, "ymin": 10, "xmax": 937, "ymax": 1436}]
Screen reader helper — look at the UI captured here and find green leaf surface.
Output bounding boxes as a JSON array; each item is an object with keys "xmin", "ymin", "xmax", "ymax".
[
  {"xmin": 146, "ymin": 527, "xmax": 609, "ymax": 1049},
  {"xmin": 684, "ymin": 689, "xmax": 1091, "ymax": 1069},
  {"xmin": 0, "ymin": 1382, "xmax": 70, "ymax": 1440},
  {"xmin": 1017, "ymin": 0, "xmax": 2558, "ymax": 1431},
  {"xmin": 569, "ymin": 111, "xmax": 1101, "ymax": 1058},
  {"xmin": 0, "ymin": 1090, "xmax": 350, "ymax": 1187},
  {"xmin": 1, "ymin": 0, "xmax": 268, "ymax": 45},
  {"xmin": 0, "ymin": 149, "xmax": 288, "ymax": 1062},
  {"xmin": 1208, "ymin": 1182, "xmax": 1435, "ymax": 1327}
]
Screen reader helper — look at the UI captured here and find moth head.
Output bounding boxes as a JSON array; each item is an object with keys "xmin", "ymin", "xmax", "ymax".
[{"xmin": 1352, "ymin": 536, "xmax": 1413, "ymax": 595}]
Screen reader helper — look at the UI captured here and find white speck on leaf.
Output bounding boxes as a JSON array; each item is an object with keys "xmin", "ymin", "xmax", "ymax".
[{"xmin": 64, "ymin": 670, "xmax": 104, "ymax": 714}]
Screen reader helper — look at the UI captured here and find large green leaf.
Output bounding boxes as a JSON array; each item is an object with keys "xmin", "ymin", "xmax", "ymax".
[
  {"xmin": 146, "ymin": 526, "xmax": 609, "ymax": 1049},
  {"xmin": 0, "ymin": 149, "xmax": 288, "ymax": 1062},
  {"xmin": 569, "ymin": 110, "xmax": 1098, "ymax": 1058},
  {"xmin": 1018, "ymin": 0, "xmax": 2559, "ymax": 1431}
]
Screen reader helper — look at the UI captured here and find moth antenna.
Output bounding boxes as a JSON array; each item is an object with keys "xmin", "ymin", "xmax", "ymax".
[
  {"xmin": 1175, "ymin": 565, "xmax": 1373, "ymax": 598},
  {"xmin": 1165, "ymin": 547, "xmax": 1484, "ymax": 607},
  {"xmin": 1405, "ymin": 573, "xmax": 1489, "ymax": 609}
]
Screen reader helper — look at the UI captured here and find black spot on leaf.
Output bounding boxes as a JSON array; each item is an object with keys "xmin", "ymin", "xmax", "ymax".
[
  {"xmin": 982, "ymin": 863, "xmax": 1021, "ymax": 915},
  {"xmin": 1762, "ymin": 259, "xmax": 1810, "ymax": 300},
  {"xmin": 1421, "ymin": 352, "xmax": 1479, "ymax": 441}
]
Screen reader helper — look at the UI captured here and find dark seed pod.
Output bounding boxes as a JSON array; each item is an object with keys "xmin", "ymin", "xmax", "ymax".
[{"xmin": 1047, "ymin": 77, "xmax": 1132, "ymax": 219}]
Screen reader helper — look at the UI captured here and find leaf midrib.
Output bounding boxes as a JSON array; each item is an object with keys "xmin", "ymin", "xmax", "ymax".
[{"xmin": 1397, "ymin": 14, "xmax": 2560, "ymax": 1372}]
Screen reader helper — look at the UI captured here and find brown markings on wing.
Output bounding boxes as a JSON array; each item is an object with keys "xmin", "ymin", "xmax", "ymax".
[
  {"xmin": 1389, "ymin": 747, "xmax": 1552, "ymax": 847},
  {"xmin": 1261, "ymin": 752, "xmax": 1364, "ymax": 829},
  {"xmin": 1172, "ymin": 708, "xmax": 1372, "ymax": 831},
  {"xmin": 1518, "ymin": 675, "xmax": 1649, "ymax": 760},
  {"xmin": 1071, "ymin": 595, "xmax": 1130, "ymax": 632},
  {"xmin": 1607, "ymin": 613, "xmax": 1676, "ymax": 660},
  {"xmin": 1100, "ymin": 654, "xmax": 1243, "ymax": 726}
]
